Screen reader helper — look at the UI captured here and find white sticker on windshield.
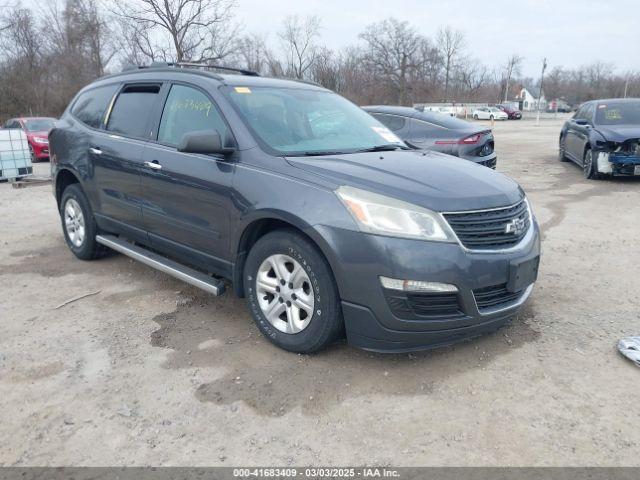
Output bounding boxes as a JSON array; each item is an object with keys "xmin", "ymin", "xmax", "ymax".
[{"xmin": 371, "ymin": 126, "xmax": 401, "ymax": 144}]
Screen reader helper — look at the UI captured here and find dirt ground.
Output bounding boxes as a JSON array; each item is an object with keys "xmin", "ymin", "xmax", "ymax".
[{"xmin": 1, "ymin": 116, "xmax": 639, "ymax": 466}]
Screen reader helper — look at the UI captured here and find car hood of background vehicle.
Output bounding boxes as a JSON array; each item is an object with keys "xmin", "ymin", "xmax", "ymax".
[
  {"xmin": 286, "ymin": 150, "xmax": 523, "ymax": 212},
  {"xmin": 26, "ymin": 131, "xmax": 49, "ymax": 139},
  {"xmin": 594, "ymin": 124, "xmax": 640, "ymax": 143}
]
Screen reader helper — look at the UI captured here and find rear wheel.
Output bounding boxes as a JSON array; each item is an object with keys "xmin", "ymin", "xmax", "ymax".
[
  {"xmin": 583, "ymin": 148, "xmax": 601, "ymax": 180},
  {"xmin": 244, "ymin": 229, "xmax": 343, "ymax": 353},
  {"xmin": 473, "ymin": 114, "xmax": 479, "ymax": 120},
  {"xmin": 60, "ymin": 184, "xmax": 107, "ymax": 259}
]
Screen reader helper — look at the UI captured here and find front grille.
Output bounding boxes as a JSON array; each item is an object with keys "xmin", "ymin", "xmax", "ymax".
[
  {"xmin": 443, "ymin": 200, "xmax": 530, "ymax": 250},
  {"xmin": 474, "ymin": 283, "xmax": 523, "ymax": 311},
  {"xmin": 385, "ymin": 291, "xmax": 463, "ymax": 319}
]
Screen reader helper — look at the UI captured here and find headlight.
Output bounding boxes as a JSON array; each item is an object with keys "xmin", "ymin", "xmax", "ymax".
[
  {"xmin": 32, "ymin": 136, "xmax": 48, "ymax": 144},
  {"xmin": 335, "ymin": 186, "xmax": 454, "ymax": 242}
]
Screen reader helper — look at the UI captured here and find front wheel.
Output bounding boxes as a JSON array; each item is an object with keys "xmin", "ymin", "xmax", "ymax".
[
  {"xmin": 60, "ymin": 184, "xmax": 107, "ymax": 259},
  {"xmin": 244, "ymin": 229, "xmax": 343, "ymax": 353},
  {"xmin": 583, "ymin": 148, "xmax": 601, "ymax": 180},
  {"xmin": 558, "ymin": 136, "xmax": 569, "ymax": 162}
]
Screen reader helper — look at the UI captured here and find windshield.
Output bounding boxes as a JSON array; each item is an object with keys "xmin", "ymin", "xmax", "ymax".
[
  {"xmin": 595, "ymin": 101, "xmax": 640, "ymax": 125},
  {"xmin": 24, "ymin": 118, "xmax": 56, "ymax": 132},
  {"xmin": 223, "ymin": 86, "xmax": 405, "ymax": 155}
]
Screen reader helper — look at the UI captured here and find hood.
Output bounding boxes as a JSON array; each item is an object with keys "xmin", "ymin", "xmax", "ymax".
[
  {"xmin": 286, "ymin": 150, "xmax": 523, "ymax": 212},
  {"xmin": 26, "ymin": 131, "xmax": 50, "ymax": 139},
  {"xmin": 594, "ymin": 124, "xmax": 640, "ymax": 143}
]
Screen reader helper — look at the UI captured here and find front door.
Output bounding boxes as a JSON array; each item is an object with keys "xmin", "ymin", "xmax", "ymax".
[{"xmin": 139, "ymin": 83, "xmax": 236, "ymax": 276}]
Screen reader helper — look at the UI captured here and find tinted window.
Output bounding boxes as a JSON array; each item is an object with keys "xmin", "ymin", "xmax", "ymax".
[
  {"xmin": 71, "ymin": 85, "xmax": 118, "ymax": 129},
  {"xmin": 417, "ymin": 111, "xmax": 470, "ymax": 129},
  {"xmin": 372, "ymin": 114, "xmax": 406, "ymax": 132},
  {"xmin": 595, "ymin": 101, "xmax": 640, "ymax": 125},
  {"xmin": 158, "ymin": 84, "xmax": 229, "ymax": 146},
  {"xmin": 107, "ymin": 84, "xmax": 161, "ymax": 138}
]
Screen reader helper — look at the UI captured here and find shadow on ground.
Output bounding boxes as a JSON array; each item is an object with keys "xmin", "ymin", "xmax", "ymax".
[{"xmin": 150, "ymin": 290, "xmax": 541, "ymax": 416}]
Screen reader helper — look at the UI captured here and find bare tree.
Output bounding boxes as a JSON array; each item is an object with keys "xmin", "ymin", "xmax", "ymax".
[
  {"xmin": 111, "ymin": 0, "xmax": 236, "ymax": 63},
  {"xmin": 360, "ymin": 18, "xmax": 422, "ymax": 104},
  {"xmin": 502, "ymin": 54, "xmax": 523, "ymax": 102},
  {"xmin": 436, "ymin": 26, "xmax": 465, "ymax": 101},
  {"xmin": 278, "ymin": 14, "xmax": 320, "ymax": 79}
]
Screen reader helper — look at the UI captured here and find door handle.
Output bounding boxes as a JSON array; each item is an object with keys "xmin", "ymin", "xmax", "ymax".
[
  {"xmin": 89, "ymin": 147, "xmax": 102, "ymax": 155},
  {"xmin": 144, "ymin": 160, "xmax": 162, "ymax": 170}
]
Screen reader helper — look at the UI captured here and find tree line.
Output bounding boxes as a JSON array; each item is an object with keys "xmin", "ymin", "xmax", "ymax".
[{"xmin": 1, "ymin": 0, "xmax": 639, "ymax": 122}]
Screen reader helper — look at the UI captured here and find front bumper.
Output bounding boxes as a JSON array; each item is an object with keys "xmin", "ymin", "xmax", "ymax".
[
  {"xmin": 596, "ymin": 151, "xmax": 640, "ymax": 176},
  {"xmin": 29, "ymin": 141, "xmax": 50, "ymax": 159},
  {"xmin": 315, "ymin": 221, "xmax": 541, "ymax": 352}
]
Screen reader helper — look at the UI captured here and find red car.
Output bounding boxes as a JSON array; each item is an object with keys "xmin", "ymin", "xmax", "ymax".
[
  {"xmin": 3, "ymin": 117, "xmax": 57, "ymax": 162},
  {"xmin": 495, "ymin": 105, "xmax": 522, "ymax": 120}
]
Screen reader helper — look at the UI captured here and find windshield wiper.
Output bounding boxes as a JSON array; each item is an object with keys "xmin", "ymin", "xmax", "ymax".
[
  {"xmin": 295, "ymin": 151, "xmax": 347, "ymax": 157},
  {"xmin": 355, "ymin": 144, "xmax": 410, "ymax": 153}
]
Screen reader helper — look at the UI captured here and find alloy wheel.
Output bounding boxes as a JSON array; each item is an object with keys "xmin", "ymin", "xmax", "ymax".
[
  {"xmin": 64, "ymin": 198, "xmax": 86, "ymax": 248},
  {"xmin": 583, "ymin": 150, "xmax": 593, "ymax": 178},
  {"xmin": 256, "ymin": 254, "xmax": 315, "ymax": 334}
]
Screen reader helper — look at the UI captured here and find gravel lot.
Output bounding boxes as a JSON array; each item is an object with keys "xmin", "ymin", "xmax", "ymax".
[{"xmin": 1, "ymin": 116, "xmax": 639, "ymax": 466}]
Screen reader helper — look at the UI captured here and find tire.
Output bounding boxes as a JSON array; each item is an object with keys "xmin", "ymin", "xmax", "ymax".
[
  {"xmin": 244, "ymin": 229, "xmax": 343, "ymax": 353},
  {"xmin": 473, "ymin": 114, "xmax": 478, "ymax": 120},
  {"xmin": 60, "ymin": 184, "xmax": 107, "ymax": 260},
  {"xmin": 583, "ymin": 148, "xmax": 601, "ymax": 180},
  {"xmin": 29, "ymin": 145, "xmax": 37, "ymax": 163},
  {"xmin": 558, "ymin": 136, "xmax": 569, "ymax": 162}
]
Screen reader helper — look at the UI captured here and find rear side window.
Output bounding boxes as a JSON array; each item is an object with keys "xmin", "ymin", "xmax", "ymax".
[
  {"xmin": 71, "ymin": 85, "xmax": 118, "ymax": 129},
  {"xmin": 107, "ymin": 84, "xmax": 161, "ymax": 138},
  {"xmin": 372, "ymin": 114, "xmax": 406, "ymax": 132},
  {"xmin": 158, "ymin": 84, "xmax": 229, "ymax": 146}
]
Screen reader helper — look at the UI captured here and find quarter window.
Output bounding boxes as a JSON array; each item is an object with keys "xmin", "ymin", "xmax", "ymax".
[
  {"xmin": 107, "ymin": 84, "xmax": 161, "ymax": 138},
  {"xmin": 158, "ymin": 84, "xmax": 229, "ymax": 146},
  {"xmin": 71, "ymin": 84, "xmax": 118, "ymax": 129}
]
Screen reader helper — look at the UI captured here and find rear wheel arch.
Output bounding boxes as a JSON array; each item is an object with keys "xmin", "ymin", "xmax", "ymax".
[{"xmin": 55, "ymin": 169, "xmax": 81, "ymax": 208}]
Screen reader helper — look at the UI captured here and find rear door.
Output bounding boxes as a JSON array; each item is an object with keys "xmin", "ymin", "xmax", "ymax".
[
  {"xmin": 93, "ymin": 82, "xmax": 163, "ymax": 240},
  {"xmin": 139, "ymin": 82, "xmax": 236, "ymax": 275}
]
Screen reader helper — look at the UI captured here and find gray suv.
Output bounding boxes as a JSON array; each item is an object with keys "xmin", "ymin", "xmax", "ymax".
[{"xmin": 49, "ymin": 63, "xmax": 540, "ymax": 353}]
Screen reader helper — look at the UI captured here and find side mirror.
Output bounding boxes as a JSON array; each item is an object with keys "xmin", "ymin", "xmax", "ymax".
[
  {"xmin": 574, "ymin": 119, "xmax": 589, "ymax": 126},
  {"xmin": 177, "ymin": 130, "xmax": 234, "ymax": 156}
]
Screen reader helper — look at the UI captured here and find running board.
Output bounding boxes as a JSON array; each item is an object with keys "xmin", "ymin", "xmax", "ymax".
[{"xmin": 96, "ymin": 235, "xmax": 225, "ymax": 296}]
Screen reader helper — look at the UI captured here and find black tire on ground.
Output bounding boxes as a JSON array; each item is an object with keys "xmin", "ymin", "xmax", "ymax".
[
  {"xmin": 244, "ymin": 229, "xmax": 343, "ymax": 353},
  {"xmin": 558, "ymin": 136, "xmax": 569, "ymax": 162},
  {"xmin": 583, "ymin": 148, "xmax": 601, "ymax": 180},
  {"xmin": 473, "ymin": 114, "xmax": 478, "ymax": 120},
  {"xmin": 29, "ymin": 145, "xmax": 37, "ymax": 163},
  {"xmin": 60, "ymin": 183, "xmax": 108, "ymax": 260}
]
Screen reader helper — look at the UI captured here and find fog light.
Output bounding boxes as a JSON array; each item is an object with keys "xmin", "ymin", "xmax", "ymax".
[{"xmin": 379, "ymin": 276, "xmax": 458, "ymax": 293}]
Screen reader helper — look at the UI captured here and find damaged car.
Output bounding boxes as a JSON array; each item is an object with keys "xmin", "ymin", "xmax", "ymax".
[{"xmin": 559, "ymin": 98, "xmax": 640, "ymax": 179}]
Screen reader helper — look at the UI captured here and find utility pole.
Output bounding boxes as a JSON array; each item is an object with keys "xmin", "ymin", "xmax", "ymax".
[
  {"xmin": 624, "ymin": 75, "xmax": 629, "ymax": 98},
  {"xmin": 536, "ymin": 58, "xmax": 547, "ymax": 126}
]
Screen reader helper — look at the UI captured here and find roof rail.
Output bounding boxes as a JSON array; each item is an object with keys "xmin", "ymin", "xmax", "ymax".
[
  {"xmin": 172, "ymin": 62, "xmax": 260, "ymax": 76},
  {"xmin": 121, "ymin": 61, "xmax": 259, "ymax": 76}
]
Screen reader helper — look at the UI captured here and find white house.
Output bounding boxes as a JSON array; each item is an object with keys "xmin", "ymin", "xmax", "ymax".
[{"xmin": 514, "ymin": 85, "xmax": 547, "ymax": 112}]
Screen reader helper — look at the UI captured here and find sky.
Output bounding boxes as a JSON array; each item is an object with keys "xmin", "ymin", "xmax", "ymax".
[{"xmin": 233, "ymin": 0, "xmax": 640, "ymax": 77}]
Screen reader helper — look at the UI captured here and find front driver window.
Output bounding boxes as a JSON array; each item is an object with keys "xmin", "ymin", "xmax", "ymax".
[{"xmin": 158, "ymin": 84, "xmax": 229, "ymax": 146}]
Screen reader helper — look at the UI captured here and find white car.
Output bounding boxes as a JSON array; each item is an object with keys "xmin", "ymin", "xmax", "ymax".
[{"xmin": 472, "ymin": 107, "xmax": 508, "ymax": 121}]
